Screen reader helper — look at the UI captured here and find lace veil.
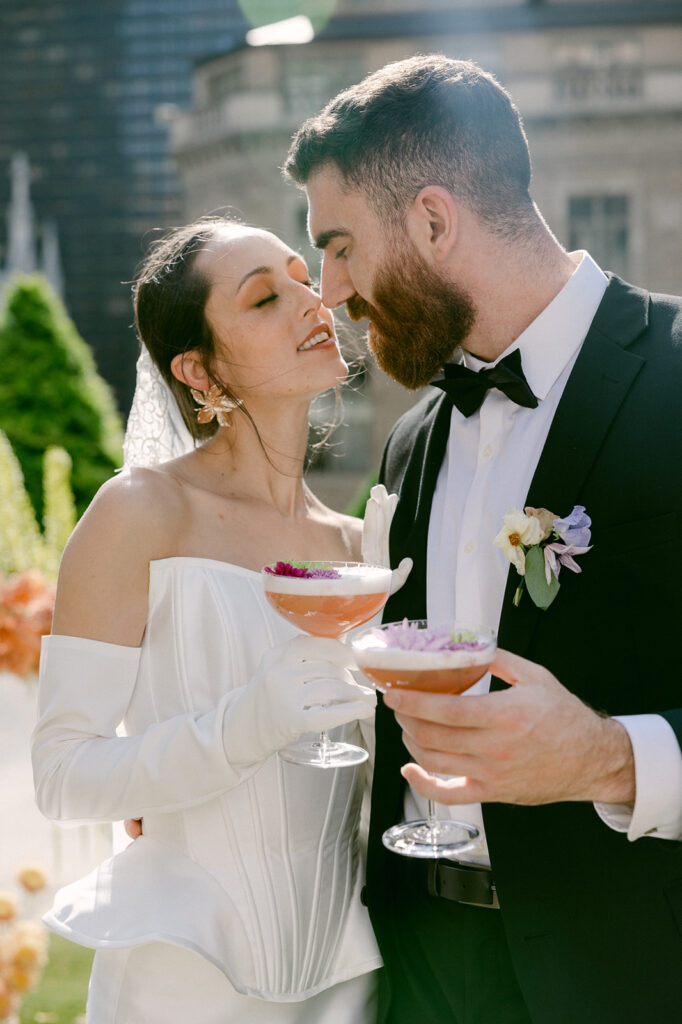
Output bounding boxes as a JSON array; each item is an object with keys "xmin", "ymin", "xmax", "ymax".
[{"xmin": 123, "ymin": 346, "xmax": 194, "ymax": 468}]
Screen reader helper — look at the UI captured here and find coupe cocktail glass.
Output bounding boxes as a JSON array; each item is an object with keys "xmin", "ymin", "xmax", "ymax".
[
  {"xmin": 352, "ymin": 619, "xmax": 496, "ymax": 857},
  {"xmin": 262, "ymin": 561, "xmax": 393, "ymax": 768}
]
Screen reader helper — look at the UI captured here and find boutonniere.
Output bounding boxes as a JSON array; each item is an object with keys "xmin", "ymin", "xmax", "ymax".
[{"xmin": 494, "ymin": 505, "xmax": 592, "ymax": 610}]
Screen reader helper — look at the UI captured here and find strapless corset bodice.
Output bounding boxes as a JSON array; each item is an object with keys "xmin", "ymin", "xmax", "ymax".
[{"xmin": 46, "ymin": 558, "xmax": 380, "ymax": 1000}]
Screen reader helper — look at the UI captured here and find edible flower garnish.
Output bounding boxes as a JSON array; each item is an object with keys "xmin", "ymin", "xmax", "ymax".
[
  {"xmin": 264, "ymin": 561, "xmax": 342, "ymax": 579},
  {"xmin": 368, "ymin": 620, "xmax": 489, "ymax": 652}
]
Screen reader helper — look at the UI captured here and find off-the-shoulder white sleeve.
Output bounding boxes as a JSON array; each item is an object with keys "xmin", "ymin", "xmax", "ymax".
[{"xmin": 32, "ymin": 634, "xmax": 262, "ymax": 824}]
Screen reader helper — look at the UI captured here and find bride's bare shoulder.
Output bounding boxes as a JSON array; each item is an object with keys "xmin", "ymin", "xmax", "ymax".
[{"xmin": 64, "ymin": 466, "xmax": 186, "ymax": 562}]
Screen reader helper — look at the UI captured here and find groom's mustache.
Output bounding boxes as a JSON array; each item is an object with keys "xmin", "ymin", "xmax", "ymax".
[{"xmin": 346, "ymin": 294, "xmax": 376, "ymax": 322}]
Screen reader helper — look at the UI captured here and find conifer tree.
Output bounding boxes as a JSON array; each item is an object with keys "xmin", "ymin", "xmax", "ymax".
[{"xmin": 0, "ymin": 274, "xmax": 123, "ymax": 519}]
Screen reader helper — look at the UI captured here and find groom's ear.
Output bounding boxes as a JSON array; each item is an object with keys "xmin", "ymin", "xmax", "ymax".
[
  {"xmin": 406, "ymin": 186, "xmax": 459, "ymax": 262},
  {"xmin": 170, "ymin": 350, "xmax": 211, "ymax": 391}
]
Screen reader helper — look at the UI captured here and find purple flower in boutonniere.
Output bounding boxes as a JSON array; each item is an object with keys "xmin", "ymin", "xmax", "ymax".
[{"xmin": 494, "ymin": 505, "xmax": 592, "ymax": 610}]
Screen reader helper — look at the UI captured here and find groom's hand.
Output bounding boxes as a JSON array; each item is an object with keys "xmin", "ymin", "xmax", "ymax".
[{"xmin": 383, "ymin": 648, "xmax": 636, "ymax": 807}]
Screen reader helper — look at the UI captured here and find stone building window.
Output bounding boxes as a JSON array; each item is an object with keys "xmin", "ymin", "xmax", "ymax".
[
  {"xmin": 567, "ymin": 194, "xmax": 629, "ymax": 277},
  {"xmin": 554, "ymin": 40, "xmax": 642, "ymax": 103}
]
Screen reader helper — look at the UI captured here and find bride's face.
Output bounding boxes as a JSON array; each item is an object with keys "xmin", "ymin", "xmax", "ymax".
[{"xmin": 196, "ymin": 226, "xmax": 346, "ymax": 403}]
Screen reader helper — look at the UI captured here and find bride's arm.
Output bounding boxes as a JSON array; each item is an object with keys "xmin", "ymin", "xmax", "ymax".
[{"xmin": 32, "ymin": 473, "xmax": 373, "ymax": 823}]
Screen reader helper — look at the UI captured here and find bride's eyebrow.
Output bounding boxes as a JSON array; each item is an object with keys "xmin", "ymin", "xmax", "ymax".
[
  {"xmin": 237, "ymin": 266, "xmax": 271, "ymax": 292},
  {"xmin": 236, "ymin": 255, "xmax": 300, "ymax": 293}
]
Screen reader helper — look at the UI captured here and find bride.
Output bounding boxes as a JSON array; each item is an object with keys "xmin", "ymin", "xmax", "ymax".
[{"xmin": 31, "ymin": 216, "xmax": 407, "ymax": 1023}]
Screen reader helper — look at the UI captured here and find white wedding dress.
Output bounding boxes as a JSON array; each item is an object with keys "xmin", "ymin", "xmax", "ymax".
[
  {"xmin": 33, "ymin": 350, "xmax": 397, "ymax": 1023},
  {"xmin": 36, "ymin": 555, "xmax": 385, "ymax": 1023}
]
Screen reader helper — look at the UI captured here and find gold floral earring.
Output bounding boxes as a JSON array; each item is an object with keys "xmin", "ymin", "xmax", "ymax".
[{"xmin": 191, "ymin": 384, "xmax": 241, "ymax": 427}]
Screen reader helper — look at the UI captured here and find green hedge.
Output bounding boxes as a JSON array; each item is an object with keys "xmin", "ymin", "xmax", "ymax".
[{"xmin": 0, "ymin": 274, "xmax": 123, "ymax": 520}]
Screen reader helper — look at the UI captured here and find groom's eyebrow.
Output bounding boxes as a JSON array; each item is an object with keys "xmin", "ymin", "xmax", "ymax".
[{"xmin": 312, "ymin": 228, "xmax": 349, "ymax": 251}]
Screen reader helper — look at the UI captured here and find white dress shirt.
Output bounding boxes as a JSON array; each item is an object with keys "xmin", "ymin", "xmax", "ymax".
[{"xmin": 406, "ymin": 251, "xmax": 682, "ymax": 865}]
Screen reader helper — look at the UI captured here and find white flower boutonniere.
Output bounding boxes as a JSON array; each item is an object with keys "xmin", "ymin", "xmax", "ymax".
[{"xmin": 494, "ymin": 505, "xmax": 593, "ymax": 610}]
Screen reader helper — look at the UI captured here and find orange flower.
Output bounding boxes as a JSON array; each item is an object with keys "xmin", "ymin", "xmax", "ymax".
[
  {"xmin": 0, "ymin": 980, "xmax": 15, "ymax": 1021},
  {"xmin": 3, "ymin": 965, "xmax": 35, "ymax": 994},
  {"xmin": 0, "ymin": 572, "xmax": 54, "ymax": 678},
  {"xmin": 0, "ymin": 893, "xmax": 18, "ymax": 923},
  {"xmin": 16, "ymin": 864, "xmax": 47, "ymax": 894}
]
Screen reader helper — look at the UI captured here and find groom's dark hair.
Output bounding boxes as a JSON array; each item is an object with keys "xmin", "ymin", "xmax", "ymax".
[{"xmin": 284, "ymin": 55, "xmax": 535, "ymax": 238}]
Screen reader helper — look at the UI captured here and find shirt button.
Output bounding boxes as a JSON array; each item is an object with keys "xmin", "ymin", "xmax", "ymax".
[
  {"xmin": 482, "ymin": 444, "xmax": 494, "ymax": 458},
  {"xmin": 464, "ymin": 541, "xmax": 475, "ymax": 555}
]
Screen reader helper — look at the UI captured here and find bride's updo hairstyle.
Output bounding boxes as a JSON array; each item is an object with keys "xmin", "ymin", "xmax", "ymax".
[{"xmin": 132, "ymin": 215, "xmax": 246, "ymax": 441}]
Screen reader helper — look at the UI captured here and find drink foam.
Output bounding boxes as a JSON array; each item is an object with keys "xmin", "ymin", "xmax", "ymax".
[
  {"xmin": 352, "ymin": 634, "xmax": 495, "ymax": 672},
  {"xmin": 263, "ymin": 564, "xmax": 392, "ymax": 597}
]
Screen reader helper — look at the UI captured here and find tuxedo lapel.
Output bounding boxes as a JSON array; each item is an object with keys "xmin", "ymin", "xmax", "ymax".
[
  {"xmin": 496, "ymin": 276, "xmax": 649, "ymax": 663},
  {"xmin": 384, "ymin": 394, "xmax": 452, "ymax": 622}
]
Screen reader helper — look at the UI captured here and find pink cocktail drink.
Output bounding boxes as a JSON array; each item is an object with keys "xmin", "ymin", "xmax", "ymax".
[
  {"xmin": 351, "ymin": 619, "xmax": 496, "ymax": 857},
  {"xmin": 352, "ymin": 620, "xmax": 496, "ymax": 695},
  {"xmin": 263, "ymin": 564, "xmax": 392, "ymax": 638},
  {"xmin": 261, "ymin": 561, "xmax": 393, "ymax": 768},
  {"xmin": 357, "ymin": 662, "xmax": 490, "ymax": 694}
]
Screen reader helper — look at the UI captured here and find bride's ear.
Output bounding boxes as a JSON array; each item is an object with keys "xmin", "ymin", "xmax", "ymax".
[{"xmin": 170, "ymin": 350, "xmax": 210, "ymax": 392}]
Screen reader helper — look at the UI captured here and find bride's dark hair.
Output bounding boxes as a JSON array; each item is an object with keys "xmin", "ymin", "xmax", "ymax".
[{"xmin": 132, "ymin": 214, "xmax": 248, "ymax": 441}]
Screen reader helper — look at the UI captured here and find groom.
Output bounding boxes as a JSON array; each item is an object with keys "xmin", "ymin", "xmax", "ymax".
[{"xmin": 285, "ymin": 56, "xmax": 682, "ymax": 1023}]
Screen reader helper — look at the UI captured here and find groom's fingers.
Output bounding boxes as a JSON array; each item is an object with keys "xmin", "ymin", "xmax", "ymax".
[
  {"xmin": 383, "ymin": 688, "xmax": 498, "ymax": 729},
  {"xmin": 489, "ymin": 648, "xmax": 543, "ymax": 686},
  {"xmin": 400, "ymin": 762, "xmax": 484, "ymax": 805}
]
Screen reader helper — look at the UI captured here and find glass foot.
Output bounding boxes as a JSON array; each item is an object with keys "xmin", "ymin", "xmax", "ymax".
[
  {"xmin": 382, "ymin": 818, "xmax": 479, "ymax": 858},
  {"xmin": 279, "ymin": 740, "xmax": 369, "ymax": 769}
]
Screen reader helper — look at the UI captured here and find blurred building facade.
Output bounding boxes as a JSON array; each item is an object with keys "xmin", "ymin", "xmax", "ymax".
[
  {"xmin": 171, "ymin": 0, "xmax": 682, "ymax": 506},
  {"xmin": 0, "ymin": 0, "xmax": 250, "ymax": 410}
]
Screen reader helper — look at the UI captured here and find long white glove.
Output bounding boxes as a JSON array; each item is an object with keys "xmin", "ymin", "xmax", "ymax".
[
  {"xmin": 223, "ymin": 634, "xmax": 375, "ymax": 765},
  {"xmin": 32, "ymin": 633, "xmax": 375, "ymax": 824},
  {"xmin": 362, "ymin": 483, "xmax": 412, "ymax": 594}
]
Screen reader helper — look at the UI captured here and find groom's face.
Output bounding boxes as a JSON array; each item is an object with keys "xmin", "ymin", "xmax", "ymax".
[{"xmin": 306, "ymin": 165, "xmax": 476, "ymax": 389}]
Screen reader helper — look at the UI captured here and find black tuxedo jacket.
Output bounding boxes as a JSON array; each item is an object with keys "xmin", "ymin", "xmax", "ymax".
[{"xmin": 368, "ymin": 275, "xmax": 682, "ymax": 1022}]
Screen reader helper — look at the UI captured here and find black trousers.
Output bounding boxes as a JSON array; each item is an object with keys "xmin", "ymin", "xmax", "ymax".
[{"xmin": 371, "ymin": 859, "xmax": 532, "ymax": 1024}]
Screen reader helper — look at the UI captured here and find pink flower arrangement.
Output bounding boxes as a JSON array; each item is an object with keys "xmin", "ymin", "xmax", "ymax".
[
  {"xmin": 0, "ymin": 570, "xmax": 55, "ymax": 679},
  {"xmin": 264, "ymin": 561, "xmax": 342, "ymax": 580}
]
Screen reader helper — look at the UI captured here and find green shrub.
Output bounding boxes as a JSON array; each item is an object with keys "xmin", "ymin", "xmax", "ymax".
[{"xmin": 0, "ymin": 274, "xmax": 123, "ymax": 520}]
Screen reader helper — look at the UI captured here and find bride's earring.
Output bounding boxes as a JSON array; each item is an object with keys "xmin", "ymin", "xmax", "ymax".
[{"xmin": 191, "ymin": 385, "xmax": 241, "ymax": 427}]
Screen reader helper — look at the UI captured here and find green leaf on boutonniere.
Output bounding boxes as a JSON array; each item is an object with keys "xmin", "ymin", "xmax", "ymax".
[{"xmin": 524, "ymin": 545, "xmax": 560, "ymax": 610}]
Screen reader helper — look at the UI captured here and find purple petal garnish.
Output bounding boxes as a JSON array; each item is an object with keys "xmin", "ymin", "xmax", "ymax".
[{"xmin": 368, "ymin": 619, "xmax": 490, "ymax": 653}]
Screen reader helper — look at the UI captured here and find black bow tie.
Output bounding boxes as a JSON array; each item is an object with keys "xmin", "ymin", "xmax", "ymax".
[{"xmin": 431, "ymin": 348, "xmax": 538, "ymax": 418}]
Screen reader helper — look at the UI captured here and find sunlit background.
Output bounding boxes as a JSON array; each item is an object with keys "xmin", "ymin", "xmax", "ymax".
[
  {"xmin": 1, "ymin": 0, "xmax": 681, "ymax": 508},
  {"xmin": 0, "ymin": 4, "xmax": 681, "ymax": 1017}
]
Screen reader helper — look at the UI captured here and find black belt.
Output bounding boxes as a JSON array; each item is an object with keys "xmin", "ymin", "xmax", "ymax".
[{"xmin": 427, "ymin": 860, "xmax": 499, "ymax": 910}]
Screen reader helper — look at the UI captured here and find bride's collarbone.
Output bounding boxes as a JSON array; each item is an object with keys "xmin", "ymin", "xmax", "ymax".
[{"xmin": 154, "ymin": 489, "xmax": 358, "ymax": 570}]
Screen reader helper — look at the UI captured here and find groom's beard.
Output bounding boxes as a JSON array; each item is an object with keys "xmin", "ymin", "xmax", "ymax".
[{"xmin": 346, "ymin": 243, "xmax": 476, "ymax": 390}]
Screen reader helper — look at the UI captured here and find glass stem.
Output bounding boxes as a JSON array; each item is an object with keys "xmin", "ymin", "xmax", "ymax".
[
  {"xmin": 318, "ymin": 730, "xmax": 331, "ymax": 765},
  {"xmin": 426, "ymin": 799, "xmax": 440, "ymax": 838}
]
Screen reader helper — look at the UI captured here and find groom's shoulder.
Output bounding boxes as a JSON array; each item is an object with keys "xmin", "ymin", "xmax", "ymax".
[
  {"xmin": 603, "ymin": 273, "xmax": 682, "ymax": 355},
  {"xmin": 647, "ymin": 286, "xmax": 682, "ymax": 350}
]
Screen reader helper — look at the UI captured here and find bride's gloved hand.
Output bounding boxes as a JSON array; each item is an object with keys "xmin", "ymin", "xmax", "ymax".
[
  {"xmin": 361, "ymin": 483, "xmax": 413, "ymax": 596},
  {"xmin": 225, "ymin": 635, "xmax": 376, "ymax": 766}
]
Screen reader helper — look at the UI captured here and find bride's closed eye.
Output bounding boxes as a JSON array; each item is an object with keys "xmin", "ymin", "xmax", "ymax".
[{"xmin": 254, "ymin": 293, "xmax": 278, "ymax": 308}]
